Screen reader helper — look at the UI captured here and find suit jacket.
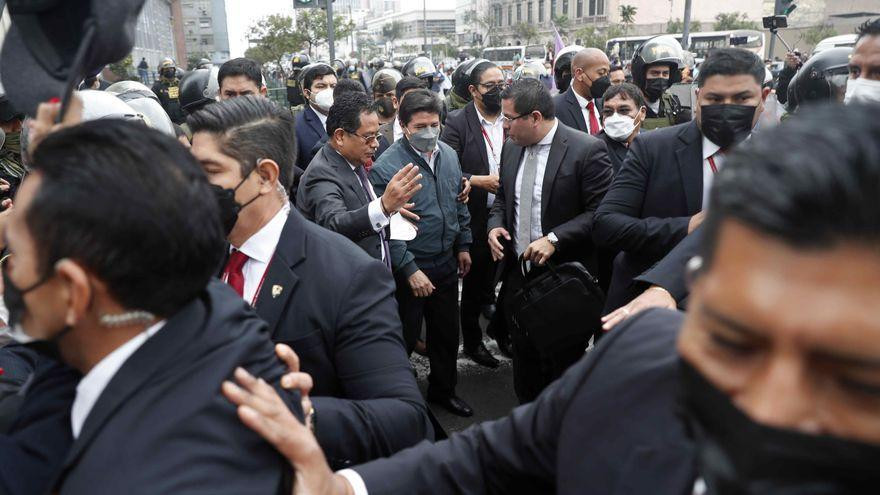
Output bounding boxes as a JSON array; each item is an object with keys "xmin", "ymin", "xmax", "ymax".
[
  {"xmin": 376, "ymin": 121, "xmax": 394, "ymax": 158},
  {"xmin": 553, "ymin": 86, "xmax": 600, "ymax": 134},
  {"xmin": 0, "ymin": 347, "xmax": 79, "ymax": 495},
  {"xmin": 295, "ymin": 105, "xmax": 327, "ymax": 170},
  {"xmin": 52, "ymin": 281, "xmax": 301, "ymax": 494},
  {"xmin": 440, "ymin": 102, "xmax": 494, "ymax": 243},
  {"xmin": 593, "ymin": 120, "xmax": 704, "ymax": 311},
  {"xmin": 598, "ymin": 130, "xmax": 630, "ymax": 175},
  {"xmin": 296, "ymin": 142, "xmax": 389, "ymax": 261},
  {"xmin": 487, "ymin": 121, "xmax": 614, "ymax": 277},
  {"xmin": 635, "ymin": 226, "xmax": 704, "ymax": 306},
  {"xmin": 352, "ymin": 308, "xmax": 697, "ymax": 494},
  {"xmin": 250, "ymin": 207, "xmax": 432, "ymax": 467}
]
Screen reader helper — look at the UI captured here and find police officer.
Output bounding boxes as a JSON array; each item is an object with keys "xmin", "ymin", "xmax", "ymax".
[
  {"xmin": 0, "ymin": 92, "xmax": 25, "ymax": 198},
  {"xmin": 286, "ymin": 53, "xmax": 311, "ymax": 109},
  {"xmin": 553, "ymin": 44, "xmax": 585, "ymax": 93},
  {"xmin": 151, "ymin": 57, "xmax": 185, "ymax": 124},
  {"xmin": 512, "ymin": 59, "xmax": 548, "ymax": 82},
  {"xmin": 403, "ymin": 56, "xmax": 439, "ymax": 92},
  {"xmin": 630, "ymin": 35, "xmax": 689, "ymax": 130},
  {"xmin": 785, "ymin": 47, "xmax": 852, "ymax": 112}
]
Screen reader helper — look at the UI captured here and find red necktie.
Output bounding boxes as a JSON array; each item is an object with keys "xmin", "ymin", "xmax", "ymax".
[
  {"xmin": 223, "ymin": 249, "xmax": 249, "ymax": 297},
  {"xmin": 586, "ymin": 100, "xmax": 600, "ymax": 135}
]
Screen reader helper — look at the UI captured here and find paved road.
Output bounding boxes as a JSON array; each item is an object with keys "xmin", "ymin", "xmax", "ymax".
[{"xmin": 413, "ymin": 338, "xmax": 518, "ymax": 434}]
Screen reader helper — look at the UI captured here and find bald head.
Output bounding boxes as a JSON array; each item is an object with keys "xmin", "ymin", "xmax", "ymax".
[{"xmin": 571, "ymin": 48, "xmax": 611, "ymax": 99}]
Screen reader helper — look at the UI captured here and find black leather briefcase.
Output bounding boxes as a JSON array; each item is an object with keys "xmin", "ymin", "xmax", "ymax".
[{"xmin": 510, "ymin": 259, "xmax": 605, "ymax": 354}]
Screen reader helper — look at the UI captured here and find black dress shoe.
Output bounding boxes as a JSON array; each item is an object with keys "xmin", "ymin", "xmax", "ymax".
[
  {"xmin": 427, "ymin": 394, "xmax": 474, "ymax": 417},
  {"xmin": 480, "ymin": 303, "xmax": 496, "ymax": 320},
  {"xmin": 464, "ymin": 342, "xmax": 500, "ymax": 368}
]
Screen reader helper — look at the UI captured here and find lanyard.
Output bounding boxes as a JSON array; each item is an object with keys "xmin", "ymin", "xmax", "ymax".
[
  {"xmin": 708, "ymin": 155, "xmax": 718, "ymax": 174},
  {"xmin": 480, "ymin": 124, "xmax": 499, "ymax": 164},
  {"xmin": 223, "ymin": 250, "xmax": 276, "ymax": 307}
]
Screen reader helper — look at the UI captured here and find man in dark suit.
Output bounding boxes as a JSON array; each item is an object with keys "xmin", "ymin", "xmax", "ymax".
[
  {"xmin": 295, "ymin": 63, "xmax": 337, "ymax": 170},
  {"xmin": 440, "ymin": 60, "xmax": 506, "ymax": 368},
  {"xmin": 593, "ymin": 48, "xmax": 771, "ymax": 312},
  {"xmin": 297, "ymin": 92, "xmax": 421, "ymax": 263},
  {"xmin": 487, "ymin": 79, "xmax": 613, "ymax": 403},
  {"xmin": 188, "ymin": 96, "xmax": 433, "ymax": 467},
  {"xmin": 228, "ymin": 102, "xmax": 880, "ymax": 495},
  {"xmin": 553, "ymin": 48, "xmax": 611, "ymax": 136},
  {"xmin": 4, "ymin": 118, "xmax": 301, "ymax": 494}
]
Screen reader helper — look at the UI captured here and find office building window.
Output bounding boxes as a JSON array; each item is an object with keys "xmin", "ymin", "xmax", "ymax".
[
  {"xmin": 528, "ymin": 1, "xmax": 533, "ymax": 23},
  {"xmin": 550, "ymin": 0, "xmax": 556, "ymax": 17},
  {"xmin": 517, "ymin": 3, "xmax": 522, "ymax": 22},
  {"xmin": 563, "ymin": 0, "xmax": 569, "ymax": 15},
  {"xmin": 508, "ymin": 5, "xmax": 513, "ymax": 25},
  {"xmin": 577, "ymin": 0, "xmax": 583, "ymax": 18},
  {"xmin": 539, "ymin": 0, "xmax": 545, "ymax": 22}
]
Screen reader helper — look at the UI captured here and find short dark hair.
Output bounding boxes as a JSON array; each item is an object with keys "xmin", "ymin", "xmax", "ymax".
[
  {"xmin": 602, "ymin": 82, "xmax": 647, "ymax": 109},
  {"xmin": 28, "ymin": 121, "xmax": 224, "ymax": 317},
  {"xmin": 302, "ymin": 64, "xmax": 336, "ymax": 91},
  {"xmin": 610, "ymin": 65, "xmax": 624, "ymax": 73},
  {"xmin": 696, "ymin": 48, "xmax": 765, "ymax": 87},
  {"xmin": 334, "ymin": 78, "xmax": 366, "ymax": 99},
  {"xmin": 187, "ymin": 95, "xmax": 296, "ymax": 190},
  {"xmin": 701, "ymin": 103, "xmax": 880, "ymax": 270},
  {"xmin": 470, "ymin": 61, "xmax": 497, "ymax": 88},
  {"xmin": 857, "ymin": 18, "xmax": 880, "ymax": 41},
  {"xmin": 326, "ymin": 91, "xmax": 376, "ymax": 136},
  {"xmin": 395, "ymin": 76, "xmax": 427, "ymax": 102},
  {"xmin": 500, "ymin": 78, "xmax": 555, "ymax": 120},
  {"xmin": 397, "ymin": 88, "xmax": 442, "ymax": 126},
  {"xmin": 218, "ymin": 57, "xmax": 263, "ymax": 89}
]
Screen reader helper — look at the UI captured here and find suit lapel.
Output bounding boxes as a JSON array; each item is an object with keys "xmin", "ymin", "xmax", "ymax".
[
  {"xmin": 327, "ymin": 147, "xmax": 370, "ymax": 203},
  {"xmin": 502, "ymin": 141, "xmax": 525, "ymax": 229},
  {"xmin": 305, "ymin": 106, "xmax": 327, "ymax": 138},
  {"xmin": 465, "ymin": 103, "xmax": 491, "ymax": 175},
  {"xmin": 675, "ymin": 121, "xmax": 704, "ymax": 213},
  {"xmin": 541, "ymin": 124, "xmax": 569, "ymax": 222},
  {"xmin": 57, "ymin": 295, "xmax": 207, "ymax": 477},
  {"xmin": 565, "ymin": 88, "xmax": 588, "ymax": 133},
  {"xmin": 254, "ymin": 209, "xmax": 304, "ymax": 338}
]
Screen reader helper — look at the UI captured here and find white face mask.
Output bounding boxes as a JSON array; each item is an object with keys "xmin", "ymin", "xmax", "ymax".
[
  {"xmin": 603, "ymin": 112, "xmax": 638, "ymax": 142},
  {"xmin": 312, "ymin": 88, "xmax": 334, "ymax": 112},
  {"xmin": 844, "ymin": 77, "xmax": 880, "ymax": 105}
]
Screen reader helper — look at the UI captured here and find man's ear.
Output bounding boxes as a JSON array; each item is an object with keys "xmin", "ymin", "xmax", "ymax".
[
  {"xmin": 55, "ymin": 259, "xmax": 92, "ymax": 327},
  {"xmin": 260, "ymin": 86, "xmax": 268, "ymax": 97},
  {"xmin": 332, "ymin": 128, "xmax": 347, "ymax": 147},
  {"xmin": 255, "ymin": 159, "xmax": 280, "ymax": 193}
]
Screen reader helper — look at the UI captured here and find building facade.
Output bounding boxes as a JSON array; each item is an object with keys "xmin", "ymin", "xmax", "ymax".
[
  {"xmin": 132, "ymin": 0, "xmax": 184, "ymax": 74},
  {"xmin": 180, "ymin": 0, "xmax": 232, "ymax": 67},
  {"xmin": 364, "ymin": 8, "xmax": 457, "ymax": 58}
]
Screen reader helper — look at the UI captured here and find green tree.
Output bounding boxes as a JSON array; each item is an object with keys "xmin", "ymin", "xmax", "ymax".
[
  {"xmin": 248, "ymin": 14, "xmax": 305, "ymax": 76},
  {"xmin": 513, "ymin": 22, "xmax": 539, "ymax": 46},
  {"xmin": 802, "ymin": 24, "xmax": 838, "ymax": 48},
  {"xmin": 108, "ymin": 55, "xmax": 137, "ymax": 81},
  {"xmin": 575, "ymin": 24, "xmax": 624, "ymax": 51},
  {"xmin": 619, "ymin": 4, "xmax": 637, "ymax": 38},
  {"xmin": 666, "ymin": 18, "xmax": 701, "ymax": 34},
  {"xmin": 713, "ymin": 12, "xmax": 759, "ymax": 31},
  {"xmin": 186, "ymin": 51, "xmax": 211, "ymax": 70},
  {"xmin": 297, "ymin": 9, "xmax": 356, "ymax": 58},
  {"xmin": 552, "ymin": 14, "xmax": 572, "ymax": 38}
]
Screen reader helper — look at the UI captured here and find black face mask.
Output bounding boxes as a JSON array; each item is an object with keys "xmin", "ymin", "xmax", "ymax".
[
  {"xmin": 556, "ymin": 71, "xmax": 572, "ymax": 94},
  {"xmin": 161, "ymin": 69, "xmax": 176, "ymax": 80},
  {"xmin": 589, "ymin": 74, "xmax": 611, "ymax": 100},
  {"xmin": 481, "ymin": 87, "xmax": 502, "ymax": 114},
  {"xmin": 3, "ymin": 268, "xmax": 69, "ymax": 361},
  {"xmin": 644, "ymin": 77, "xmax": 670, "ymax": 101},
  {"xmin": 375, "ymin": 97, "xmax": 396, "ymax": 118},
  {"xmin": 211, "ymin": 172, "xmax": 260, "ymax": 236},
  {"xmin": 699, "ymin": 104, "xmax": 756, "ymax": 150},
  {"xmin": 679, "ymin": 358, "xmax": 880, "ymax": 494}
]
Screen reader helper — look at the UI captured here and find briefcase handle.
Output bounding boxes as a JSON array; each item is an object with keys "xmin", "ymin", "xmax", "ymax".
[{"xmin": 519, "ymin": 256, "xmax": 561, "ymax": 280}]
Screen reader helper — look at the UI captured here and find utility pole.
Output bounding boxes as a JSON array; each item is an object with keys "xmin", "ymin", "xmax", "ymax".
[
  {"xmin": 681, "ymin": 0, "xmax": 692, "ymax": 51},
  {"xmin": 327, "ymin": 0, "xmax": 335, "ymax": 62},
  {"xmin": 423, "ymin": 0, "xmax": 428, "ymax": 56}
]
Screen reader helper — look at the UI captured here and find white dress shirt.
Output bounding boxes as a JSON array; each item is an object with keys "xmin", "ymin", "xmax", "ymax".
[
  {"xmin": 571, "ymin": 87, "xmax": 603, "ymax": 134},
  {"xmin": 230, "ymin": 202, "xmax": 290, "ymax": 305},
  {"xmin": 513, "ymin": 119, "xmax": 559, "ymax": 254},
  {"xmin": 311, "ymin": 104, "xmax": 328, "ymax": 130},
  {"xmin": 647, "ymin": 98, "xmax": 661, "ymax": 115},
  {"xmin": 475, "ymin": 106, "xmax": 504, "ymax": 207},
  {"xmin": 71, "ymin": 320, "xmax": 167, "ymax": 438},
  {"xmin": 701, "ymin": 135, "xmax": 725, "ymax": 209},
  {"xmin": 392, "ymin": 118, "xmax": 404, "ymax": 143}
]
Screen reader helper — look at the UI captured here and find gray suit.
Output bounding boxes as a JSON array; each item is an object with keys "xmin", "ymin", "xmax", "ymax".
[{"xmin": 296, "ymin": 142, "xmax": 389, "ymax": 261}]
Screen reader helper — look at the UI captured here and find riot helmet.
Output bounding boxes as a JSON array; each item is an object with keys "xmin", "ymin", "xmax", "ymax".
[
  {"xmin": 451, "ymin": 58, "xmax": 490, "ymax": 100},
  {"xmin": 177, "ymin": 66, "xmax": 220, "ymax": 115},
  {"xmin": 513, "ymin": 60, "xmax": 548, "ymax": 81},
  {"xmin": 554, "ymin": 45, "xmax": 584, "ymax": 93},
  {"xmin": 787, "ymin": 46, "xmax": 852, "ymax": 112},
  {"xmin": 159, "ymin": 58, "xmax": 177, "ymax": 80},
  {"xmin": 630, "ymin": 35, "xmax": 684, "ymax": 89},
  {"xmin": 403, "ymin": 56, "xmax": 438, "ymax": 89},
  {"xmin": 105, "ymin": 81, "xmax": 175, "ymax": 136}
]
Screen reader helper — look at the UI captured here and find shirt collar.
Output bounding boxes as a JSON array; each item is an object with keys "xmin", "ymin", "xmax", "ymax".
[
  {"xmin": 392, "ymin": 118, "xmax": 403, "ymax": 139},
  {"xmin": 475, "ymin": 106, "xmax": 502, "ymax": 127},
  {"xmin": 702, "ymin": 134, "xmax": 722, "ymax": 160},
  {"xmin": 571, "ymin": 87, "xmax": 592, "ymax": 107},
  {"xmin": 72, "ymin": 319, "xmax": 166, "ymax": 438},
  {"xmin": 310, "ymin": 104, "xmax": 328, "ymax": 128},
  {"xmin": 535, "ymin": 119, "xmax": 559, "ymax": 148},
  {"xmin": 236, "ymin": 203, "xmax": 291, "ymax": 264}
]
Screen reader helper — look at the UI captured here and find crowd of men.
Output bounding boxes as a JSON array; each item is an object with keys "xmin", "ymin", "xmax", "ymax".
[{"xmin": 1, "ymin": 13, "xmax": 880, "ymax": 495}]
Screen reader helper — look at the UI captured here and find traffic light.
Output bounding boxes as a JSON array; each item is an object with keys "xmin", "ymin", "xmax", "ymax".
[
  {"xmin": 293, "ymin": 0, "xmax": 318, "ymax": 9},
  {"xmin": 777, "ymin": 0, "xmax": 796, "ymax": 16}
]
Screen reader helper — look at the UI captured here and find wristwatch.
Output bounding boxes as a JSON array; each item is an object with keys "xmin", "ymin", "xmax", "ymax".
[{"xmin": 547, "ymin": 232, "xmax": 559, "ymax": 246}]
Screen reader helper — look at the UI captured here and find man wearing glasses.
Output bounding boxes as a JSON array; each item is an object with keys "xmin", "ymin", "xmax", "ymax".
[
  {"xmin": 371, "ymin": 89, "xmax": 475, "ymax": 417},
  {"xmin": 298, "ymin": 91, "xmax": 422, "ymax": 264}
]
